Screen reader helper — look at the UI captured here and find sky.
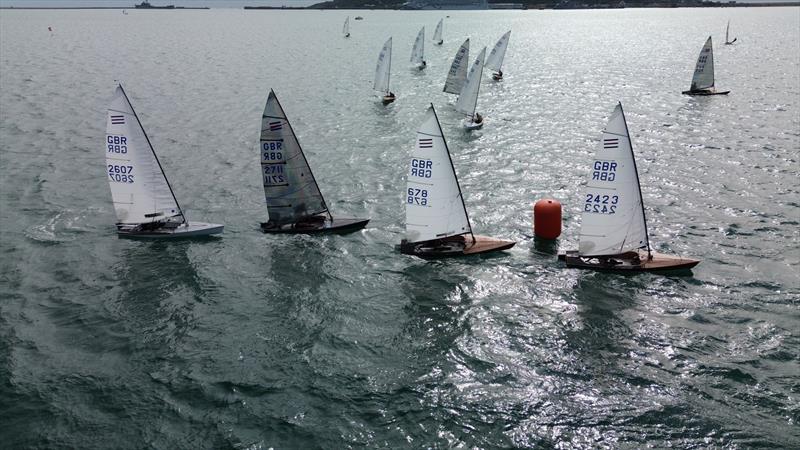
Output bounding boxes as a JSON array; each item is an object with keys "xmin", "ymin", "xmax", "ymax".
[{"xmin": 0, "ymin": 0, "xmax": 319, "ymax": 7}]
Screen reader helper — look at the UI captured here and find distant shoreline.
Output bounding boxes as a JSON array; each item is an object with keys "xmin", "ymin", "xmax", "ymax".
[{"xmin": 0, "ymin": 3, "xmax": 797, "ymax": 9}]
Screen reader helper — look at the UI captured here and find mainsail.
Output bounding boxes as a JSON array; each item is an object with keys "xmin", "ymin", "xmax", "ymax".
[
  {"xmin": 485, "ymin": 30, "xmax": 510, "ymax": 73},
  {"xmin": 411, "ymin": 27, "xmax": 425, "ymax": 66},
  {"xmin": 443, "ymin": 38, "xmax": 469, "ymax": 94},
  {"xmin": 433, "ymin": 18, "xmax": 443, "ymax": 44},
  {"xmin": 343, "ymin": 16, "xmax": 349, "ymax": 36},
  {"xmin": 105, "ymin": 85, "xmax": 183, "ymax": 225},
  {"xmin": 405, "ymin": 105, "xmax": 472, "ymax": 244},
  {"xmin": 374, "ymin": 37, "xmax": 392, "ymax": 94},
  {"xmin": 260, "ymin": 90, "xmax": 329, "ymax": 225},
  {"xmin": 689, "ymin": 36, "xmax": 715, "ymax": 91},
  {"xmin": 455, "ymin": 47, "xmax": 486, "ymax": 118},
  {"xmin": 578, "ymin": 103, "xmax": 649, "ymax": 256}
]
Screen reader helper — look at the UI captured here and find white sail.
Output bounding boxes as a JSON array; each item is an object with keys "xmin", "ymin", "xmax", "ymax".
[
  {"xmin": 343, "ymin": 16, "xmax": 349, "ymax": 36},
  {"xmin": 374, "ymin": 37, "xmax": 392, "ymax": 94},
  {"xmin": 455, "ymin": 47, "xmax": 486, "ymax": 118},
  {"xmin": 485, "ymin": 30, "xmax": 510, "ymax": 73},
  {"xmin": 578, "ymin": 103, "xmax": 648, "ymax": 256},
  {"xmin": 725, "ymin": 20, "xmax": 730, "ymax": 43},
  {"xmin": 405, "ymin": 105, "xmax": 471, "ymax": 243},
  {"xmin": 410, "ymin": 27, "xmax": 425, "ymax": 66},
  {"xmin": 433, "ymin": 18, "xmax": 443, "ymax": 43},
  {"xmin": 261, "ymin": 90, "xmax": 328, "ymax": 225},
  {"xmin": 443, "ymin": 38, "xmax": 469, "ymax": 95},
  {"xmin": 105, "ymin": 85, "xmax": 182, "ymax": 225},
  {"xmin": 689, "ymin": 36, "xmax": 715, "ymax": 91}
]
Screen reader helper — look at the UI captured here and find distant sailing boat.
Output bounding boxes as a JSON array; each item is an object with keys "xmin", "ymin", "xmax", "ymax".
[
  {"xmin": 410, "ymin": 27, "xmax": 426, "ymax": 70},
  {"xmin": 259, "ymin": 90, "xmax": 369, "ymax": 234},
  {"xmin": 559, "ymin": 103, "xmax": 700, "ymax": 272},
  {"xmin": 682, "ymin": 36, "xmax": 730, "ymax": 96},
  {"xmin": 485, "ymin": 30, "xmax": 510, "ymax": 81},
  {"xmin": 443, "ymin": 38, "xmax": 469, "ymax": 96},
  {"xmin": 343, "ymin": 16, "xmax": 350, "ymax": 38},
  {"xmin": 432, "ymin": 18, "xmax": 443, "ymax": 45},
  {"xmin": 398, "ymin": 105, "xmax": 515, "ymax": 258},
  {"xmin": 105, "ymin": 84, "xmax": 223, "ymax": 238},
  {"xmin": 374, "ymin": 37, "xmax": 395, "ymax": 104},
  {"xmin": 724, "ymin": 20, "xmax": 737, "ymax": 45},
  {"xmin": 456, "ymin": 47, "xmax": 486, "ymax": 130}
]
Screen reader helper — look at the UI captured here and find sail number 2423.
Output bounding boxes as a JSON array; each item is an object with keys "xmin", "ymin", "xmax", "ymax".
[{"xmin": 584, "ymin": 193, "xmax": 618, "ymax": 214}]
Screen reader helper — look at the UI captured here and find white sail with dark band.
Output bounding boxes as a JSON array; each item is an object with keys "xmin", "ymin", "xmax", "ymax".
[
  {"xmin": 689, "ymin": 36, "xmax": 715, "ymax": 91},
  {"xmin": 405, "ymin": 106, "xmax": 471, "ymax": 244},
  {"xmin": 260, "ymin": 90, "xmax": 328, "ymax": 225},
  {"xmin": 485, "ymin": 30, "xmax": 510, "ymax": 73},
  {"xmin": 105, "ymin": 85, "xmax": 182, "ymax": 225},
  {"xmin": 455, "ymin": 47, "xmax": 486, "ymax": 118},
  {"xmin": 374, "ymin": 37, "xmax": 392, "ymax": 94},
  {"xmin": 578, "ymin": 103, "xmax": 648, "ymax": 256},
  {"xmin": 443, "ymin": 38, "xmax": 469, "ymax": 94}
]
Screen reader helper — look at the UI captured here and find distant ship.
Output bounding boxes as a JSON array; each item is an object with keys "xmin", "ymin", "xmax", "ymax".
[{"xmin": 134, "ymin": 1, "xmax": 175, "ymax": 8}]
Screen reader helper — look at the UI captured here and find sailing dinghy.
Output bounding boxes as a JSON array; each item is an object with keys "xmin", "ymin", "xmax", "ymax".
[
  {"xmin": 410, "ymin": 27, "xmax": 426, "ymax": 70},
  {"xmin": 486, "ymin": 30, "xmax": 510, "ymax": 81},
  {"xmin": 259, "ymin": 90, "xmax": 369, "ymax": 234},
  {"xmin": 724, "ymin": 20, "xmax": 736, "ymax": 45},
  {"xmin": 682, "ymin": 37, "xmax": 729, "ymax": 96},
  {"xmin": 443, "ymin": 38, "xmax": 469, "ymax": 96},
  {"xmin": 559, "ymin": 103, "xmax": 699, "ymax": 272},
  {"xmin": 374, "ymin": 37, "xmax": 395, "ymax": 104},
  {"xmin": 433, "ymin": 18, "xmax": 443, "ymax": 45},
  {"xmin": 456, "ymin": 47, "xmax": 487, "ymax": 130},
  {"xmin": 105, "ymin": 84, "xmax": 223, "ymax": 238},
  {"xmin": 398, "ymin": 105, "xmax": 515, "ymax": 259},
  {"xmin": 343, "ymin": 16, "xmax": 350, "ymax": 38}
]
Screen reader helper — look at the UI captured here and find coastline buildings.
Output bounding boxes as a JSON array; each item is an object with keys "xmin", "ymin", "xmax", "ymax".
[{"xmin": 402, "ymin": 0, "xmax": 490, "ymax": 9}]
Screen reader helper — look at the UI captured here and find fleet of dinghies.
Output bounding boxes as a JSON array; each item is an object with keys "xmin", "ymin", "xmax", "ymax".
[{"xmin": 101, "ymin": 18, "xmax": 739, "ymax": 272}]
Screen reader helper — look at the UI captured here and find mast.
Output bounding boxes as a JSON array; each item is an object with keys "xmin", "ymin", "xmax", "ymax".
[
  {"xmin": 118, "ymin": 83, "xmax": 186, "ymax": 224},
  {"xmin": 431, "ymin": 104, "xmax": 474, "ymax": 244},
  {"xmin": 266, "ymin": 90, "xmax": 332, "ymax": 221},
  {"xmin": 617, "ymin": 102, "xmax": 651, "ymax": 260}
]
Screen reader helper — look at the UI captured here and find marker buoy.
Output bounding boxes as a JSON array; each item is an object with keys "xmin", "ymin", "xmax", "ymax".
[{"xmin": 534, "ymin": 199, "xmax": 561, "ymax": 239}]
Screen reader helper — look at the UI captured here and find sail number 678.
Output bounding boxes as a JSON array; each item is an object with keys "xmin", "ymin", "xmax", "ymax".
[{"xmin": 407, "ymin": 188, "xmax": 428, "ymax": 206}]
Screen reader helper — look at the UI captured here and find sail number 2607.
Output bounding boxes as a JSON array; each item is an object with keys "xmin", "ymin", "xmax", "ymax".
[
  {"xmin": 408, "ymin": 188, "xmax": 428, "ymax": 206},
  {"xmin": 108, "ymin": 165, "xmax": 134, "ymax": 183},
  {"xmin": 584, "ymin": 193, "xmax": 618, "ymax": 214}
]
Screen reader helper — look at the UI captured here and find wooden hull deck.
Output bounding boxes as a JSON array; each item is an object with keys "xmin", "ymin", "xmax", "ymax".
[
  {"xmin": 117, "ymin": 221, "xmax": 223, "ymax": 239},
  {"xmin": 261, "ymin": 218, "xmax": 369, "ymax": 235},
  {"xmin": 399, "ymin": 234, "xmax": 515, "ymax": 259},
  {"xmin": 682, "ymin": 89, "xmax": 730, "ymax": 96},
  {"xmin": 559, "ymin": 249, "xmax": 700, "ymax": 272}
]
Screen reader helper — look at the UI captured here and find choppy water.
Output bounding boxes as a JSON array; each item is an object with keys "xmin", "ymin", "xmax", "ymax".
[{"xmin": 1, "ymin": 7, "xmax": 799, "ymax": 449}]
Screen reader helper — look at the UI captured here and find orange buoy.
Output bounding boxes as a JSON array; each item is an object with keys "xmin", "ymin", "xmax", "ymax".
[{"xmin": 534, "ymin": 199, "xmax": 562, "ymax": 239}]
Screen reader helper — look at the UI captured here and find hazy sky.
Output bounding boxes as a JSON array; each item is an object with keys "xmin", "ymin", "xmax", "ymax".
[{"xmin": 0, "ymin": 0, "xmax": 319, "ymax": 7}]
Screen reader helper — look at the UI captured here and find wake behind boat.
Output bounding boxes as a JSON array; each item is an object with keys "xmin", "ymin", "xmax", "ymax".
[
  {"xmin": 259, "ymin": 90, "xmax": 369, "ymax": 235},
  {"xmin": 398, "ymin": 105, "xmax": 515, "ymax": 259},
  {"xmin": 682, "ymin": 36, "xmax": 730, "ymax": 96},
  {"xmin": 559, "ymin": 103, "xmax": 699, "ymax": 272},
  {"xmin": 374, "ymin": 37, "xmax": 396, "ymax": 104},
  {"xmin": 105, "ymin": 84, "xmax": 223, "ymax": 238}
]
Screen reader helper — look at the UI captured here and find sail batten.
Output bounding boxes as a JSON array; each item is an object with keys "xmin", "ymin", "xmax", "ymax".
[
  {"xmin": 485, "ymin": 30, "xmax": 510, "ymax": 72},
  {"xmin": 105, "ymin": 85, "xmax": 183, "ymax": 225},
  {"xmin": 455, "ymin": 47, "xmax": 486, "ymax": 118},
  {"xmin": 374, "ymin": 37, "xmax": 392, "ymax": 94},
  {"xmin": 578, "ymin": 103, "xmax": 648, "ymax": 257},
  {"xmin": 443, "ymin": 39, "xmax": 469, "ymax": 94},
  {"xmin": 260, "ymin": 90, "xmax": 329, "ymax": 225},
  {"xmin": 405, "ymin": 106, "xmax": 472, "ymax": 244}
]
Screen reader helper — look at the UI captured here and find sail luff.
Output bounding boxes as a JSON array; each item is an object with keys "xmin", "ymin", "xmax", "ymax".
[{"xmin": 117, "ymin": 84, "xmax": 185, "ymax": 224}]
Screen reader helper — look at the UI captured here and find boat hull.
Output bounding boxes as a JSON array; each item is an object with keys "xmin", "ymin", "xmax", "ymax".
[
  {"xmin": 492, "ymin": 72, "xmax": 502, "ymax": 81},
  {"xmin": 559, "ymin": 249, "xmax": 700, "ymax": 272},
  {"xmin": 382, "ymin": 95, "xmax": 396, "ymax": 104},
  {"xmin": 682, "ymin": 89, "xmax": 730, "ymax": 96},
  {"xmin": 117, "ymin": 221, "xmax": 223, "ymax": 238},
  {"xmin": 463, "ymin": 118, "xmax": 483, "ymax": 130},
  {"xmin": 261, "ymin": 218, "xmax": 369, "ymax": 235},
  {"xmin": 399, "ymin": 235, "xmax": 515, "ymax": 259}
]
